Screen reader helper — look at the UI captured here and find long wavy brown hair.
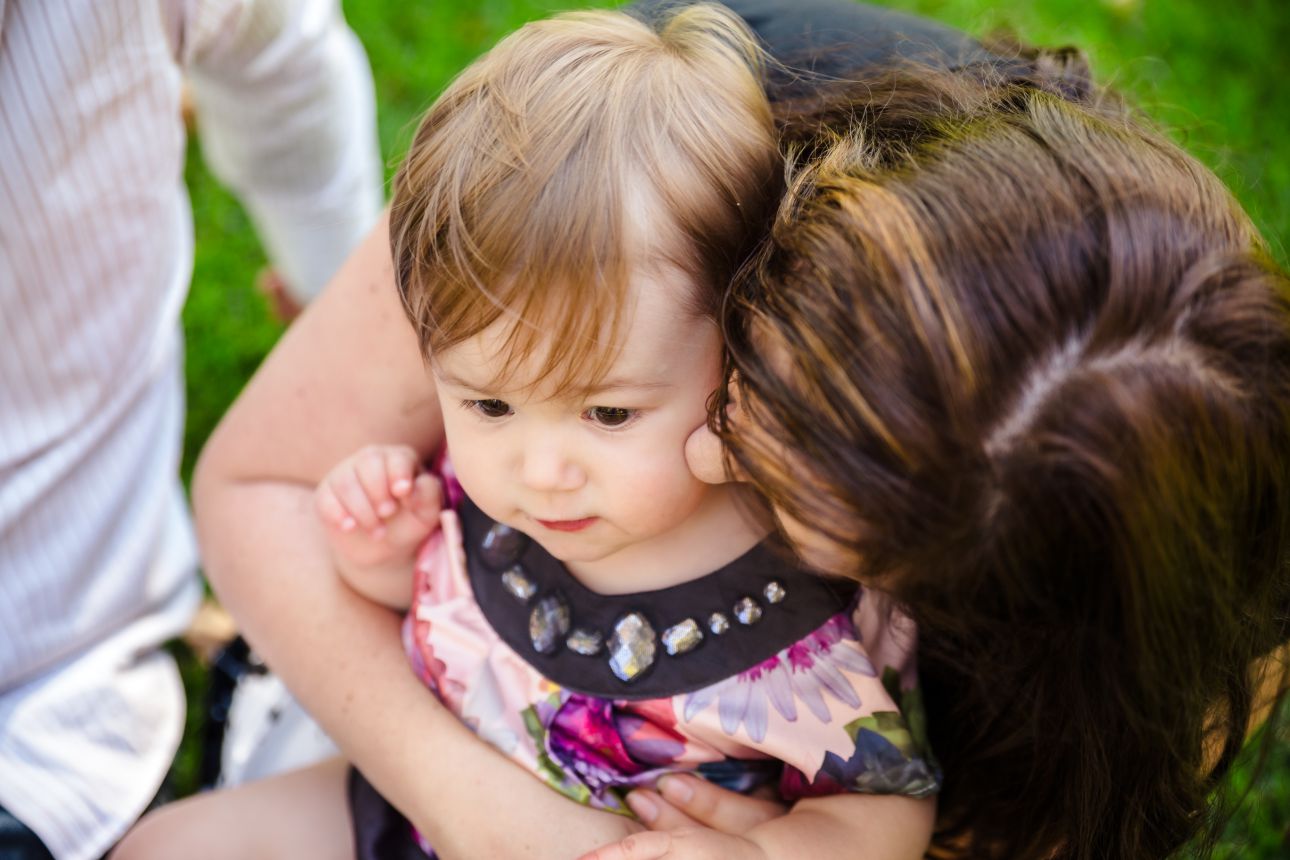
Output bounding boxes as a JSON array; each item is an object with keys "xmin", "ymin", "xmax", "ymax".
[{"xmin": 720, "ymin": 51, "xmax": 1290, "ymax": 860}]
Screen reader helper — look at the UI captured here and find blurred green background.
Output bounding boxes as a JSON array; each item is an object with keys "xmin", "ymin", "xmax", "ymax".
[{"xmin": 178, "ymin": 0, "xmax": 1290, "ymax": 855}]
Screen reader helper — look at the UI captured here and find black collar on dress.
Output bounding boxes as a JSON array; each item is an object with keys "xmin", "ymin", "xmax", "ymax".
[{"xmin": 459, "ymin": 496, "xmax": 858, "ymax": 700}]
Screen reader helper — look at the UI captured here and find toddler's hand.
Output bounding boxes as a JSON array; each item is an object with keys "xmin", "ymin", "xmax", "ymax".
[{"xmin": 314, "ymin": 445, "xmax": 442, "ymax": 606}]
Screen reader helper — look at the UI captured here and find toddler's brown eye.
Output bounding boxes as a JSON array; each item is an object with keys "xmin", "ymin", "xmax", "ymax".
[
  {"xmin": 468, "ymin": 399, "xmax": 512, "ymax": 418},
  {"xmin": 586, "ymin": 406, "xmax": 635, "ymax": 427}
]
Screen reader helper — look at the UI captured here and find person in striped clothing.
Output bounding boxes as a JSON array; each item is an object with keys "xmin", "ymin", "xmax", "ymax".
[{"xmin": 0, "ymin": 1, "xmax": 381, "ymax": 857}]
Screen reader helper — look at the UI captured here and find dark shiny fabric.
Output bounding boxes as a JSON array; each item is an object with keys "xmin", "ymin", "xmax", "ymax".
[
  {"xmin": 0, "ymin": 805, "xmax": 54, "ymax": 860},
  {"xmin": 349, "ymin": 769, "xmax": 431, "ymax": 860},
  {"xmin": 628, "ymin": 0, "xmax": 993, "ymax": 99}
]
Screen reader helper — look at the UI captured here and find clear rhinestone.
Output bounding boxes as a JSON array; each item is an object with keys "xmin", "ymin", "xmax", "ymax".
[
  {"xmin": 661, "ymin": 618, "xmax": 703, "ymax": 656},
  {"xmin": 607, "ymin": 612, "xmax": 656, "ymax": 682},
  {"xmin": 528, "ymin": 593, "xmax": 570, "ymax": 655},
  {"xmin": 566, "ymin": 628, "xmax": 603, "ymax": 656},
  {"xmin": 763, "ymin": 580, "xmax": 787, "ymax": 604},
  {"xmin": 733, "ymin": 596, "xmax": 762, "ymax": 625},
  {"xmin": 708, "ymin": 612, "xmax": 730, "ymax": 635},
  {"xmin": 501, "ymin": 565, "xmax": 537, "ymax": 601},
  {"xmin": 480, "ymin": 523, "xmax": 529, "ymax": 569}
]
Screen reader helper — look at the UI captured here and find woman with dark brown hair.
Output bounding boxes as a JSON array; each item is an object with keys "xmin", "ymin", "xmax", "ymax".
[{"xmin": 589, "ymin": 49, "xmax": 1290, "ymax": 860}]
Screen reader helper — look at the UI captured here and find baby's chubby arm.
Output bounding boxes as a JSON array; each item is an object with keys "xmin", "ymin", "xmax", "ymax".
[
  {"xmin": 580, "ymin": 775, "xmax": 934, "ymax": 860},
  {"xmin": 315, "ymin": 443, "xmax": 442, "ymax": 609}
]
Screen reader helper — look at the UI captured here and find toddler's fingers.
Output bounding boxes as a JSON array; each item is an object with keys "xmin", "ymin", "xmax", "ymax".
[
  {"xmin": 354, "ymin": 447, "xmax": 399, "ymax": 521},
  {"xmin": 314, "ymin": 483, "xmax": 356, "ymax": 533},
  {"xmin": 406, "ymin": 473, "xmax": 443, "ymax": 525},
  {"xmin": 386, "ymin": 447, "xmax": 421, "ymax": 499},
  {"xmin": 330, "ymin": 462, "xmax": 383, "ymax": 532}
]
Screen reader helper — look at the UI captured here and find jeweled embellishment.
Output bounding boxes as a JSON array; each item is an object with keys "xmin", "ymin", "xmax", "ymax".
[
  {"xmin": 529, "ymin": 593, "xmax": 570, "ymax": 655},
  {"xmin": 607, "ymin": 612, "xmax": 656, "ymax": 682},
  {"xmin": 763, "ymin": 580, "xmax": 787, "ymax": 604},
  {"xmin": 661, "ymin": 618, "xmax": 703, "ymax": 656},
  {"xmin": 480, "ymin": 523, "xmax": 529, "ymax": 569},
  {"xmin": 566, "ymin": 628, "xmax": 603, "ymax": 656},
  {"xmin": 501, "ymin": 565, "xmax": 537, "ymax": 601},
  {"xmin": 733, "ymin": 596, "xmax": 762, "ymax": 625},
  {"xmin": 708, "ymin": 612, "xmax": 730, "ymax": 635}
]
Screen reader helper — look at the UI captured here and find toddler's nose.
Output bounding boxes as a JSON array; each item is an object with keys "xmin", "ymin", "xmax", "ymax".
[{"xmin": 520, "ymin": 441, "xmax": 586, "ymax": 492}]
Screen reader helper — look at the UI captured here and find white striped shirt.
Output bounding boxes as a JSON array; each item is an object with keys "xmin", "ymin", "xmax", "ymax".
[{"xmin": 0, "ymin": 1, "xmax": 381, "ymax": 856}]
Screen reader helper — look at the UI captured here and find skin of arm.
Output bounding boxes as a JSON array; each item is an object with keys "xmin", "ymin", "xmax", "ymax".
[
  {"xmin": 742, "ymin": 794, "xmax": 934, "ymax": 860},
  {"xmin": 585, "ymin": 778, "xmax": 933, "ymax": 860},
  {"xmin": 333, "ymin": 551, "xmax": 419, "ymax": 611},
  {"xmin": 193, "ymin": 212, "xmax": 641, "ymax": 859}
]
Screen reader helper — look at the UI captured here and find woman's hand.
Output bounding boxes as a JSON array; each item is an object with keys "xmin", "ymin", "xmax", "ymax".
[
  {"xmin": 575, "ymin": 829, "xmax": 768, "ymax": 860},
  {"xmin": 580, "ymin": 776, "xmax": 936, "ymax": 860},
  {"xmin": 575, "ymin": 775, "xmax": 786, "ymax": 860},
  {"xmin": 631, "ymin": 775, "xmax": 786, "ymax": 833}
]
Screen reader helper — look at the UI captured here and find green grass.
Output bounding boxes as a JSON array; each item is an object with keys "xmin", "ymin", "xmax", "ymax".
[{"xmin": 178, "ymin": 0, "xmax": 1290, "ymax": 854}]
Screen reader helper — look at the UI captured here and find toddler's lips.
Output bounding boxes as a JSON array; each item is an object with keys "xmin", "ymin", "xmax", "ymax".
[{"xmin": 535, "ymin": 517, "xmax": 598, "ymax": 532}]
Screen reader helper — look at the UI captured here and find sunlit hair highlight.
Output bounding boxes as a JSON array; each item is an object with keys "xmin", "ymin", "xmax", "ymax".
[{"xmin": 389, "ymin": 4, "xmax": 777, "ymax": 392}]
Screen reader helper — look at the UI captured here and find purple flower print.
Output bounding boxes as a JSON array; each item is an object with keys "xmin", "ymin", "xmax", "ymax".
[
  {"xmin": 682, "ymin": 613, "xmax": 875, "ymax": 743},
  {"xmin": 544, "ymin": 695, "xmax": 679, "ymax": 796}
]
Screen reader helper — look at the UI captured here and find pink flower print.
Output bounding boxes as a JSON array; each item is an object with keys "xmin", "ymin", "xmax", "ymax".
[
  {"xmin": 682, "ymin": 613, "xmax": 876, "ymax": 743},
  {"xmin": 625, "ymin": 695, "xmax": 680, "ymax": 731}
]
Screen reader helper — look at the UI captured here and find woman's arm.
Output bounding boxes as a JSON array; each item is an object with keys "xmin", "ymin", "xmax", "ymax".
[{"xmin": 193, "ymin": 212, "xmax": 640, "ymax": 858}]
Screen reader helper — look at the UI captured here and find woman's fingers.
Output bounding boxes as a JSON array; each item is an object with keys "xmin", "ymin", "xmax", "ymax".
[
  {"xmin": 625, "ymin": 790, "xmax": 700, "ymax": 831},
  {"xmin": 644, "ymin": 775, "xmax": 785, "ymax": 834},
  {"xmin": 574, "ymin": 831, "xmax": 672, "ymax": 860}
]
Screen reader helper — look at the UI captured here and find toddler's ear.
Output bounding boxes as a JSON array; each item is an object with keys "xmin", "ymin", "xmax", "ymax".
[
  {"xmin": 687, "ymin": 373, "xmax": 749, "ymax": 484},
  {"xmin": 684, "ymin": 422, "xmax": 729, "ymax": 484}
]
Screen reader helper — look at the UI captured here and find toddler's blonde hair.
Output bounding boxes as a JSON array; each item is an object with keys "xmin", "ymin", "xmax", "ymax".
[{"xmin": 390, "ymin": 4, "xmax": 777, "ymax": 390}]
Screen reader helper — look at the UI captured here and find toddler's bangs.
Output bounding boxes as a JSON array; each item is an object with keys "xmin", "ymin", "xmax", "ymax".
[{"xmin": 390, "ymin": 4, "xmax": 778, "ymax": 393}]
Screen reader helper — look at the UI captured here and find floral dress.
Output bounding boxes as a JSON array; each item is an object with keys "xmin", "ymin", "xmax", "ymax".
[{"xmin": 350, "ymin": 469, "xmax": 939, "ymax": 858}]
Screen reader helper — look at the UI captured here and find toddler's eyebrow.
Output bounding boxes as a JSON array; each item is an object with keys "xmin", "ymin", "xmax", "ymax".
[
  {"xmin": 572, "ymin": 378, "xmax": 673, "ymax": 396},
  {"xmin": 433, "ymin": 369, "xmax": 489, "ymax": 391},
  {"xmin": 434, "ymin": 368, "xmax": 671, "ymax": 397}
]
